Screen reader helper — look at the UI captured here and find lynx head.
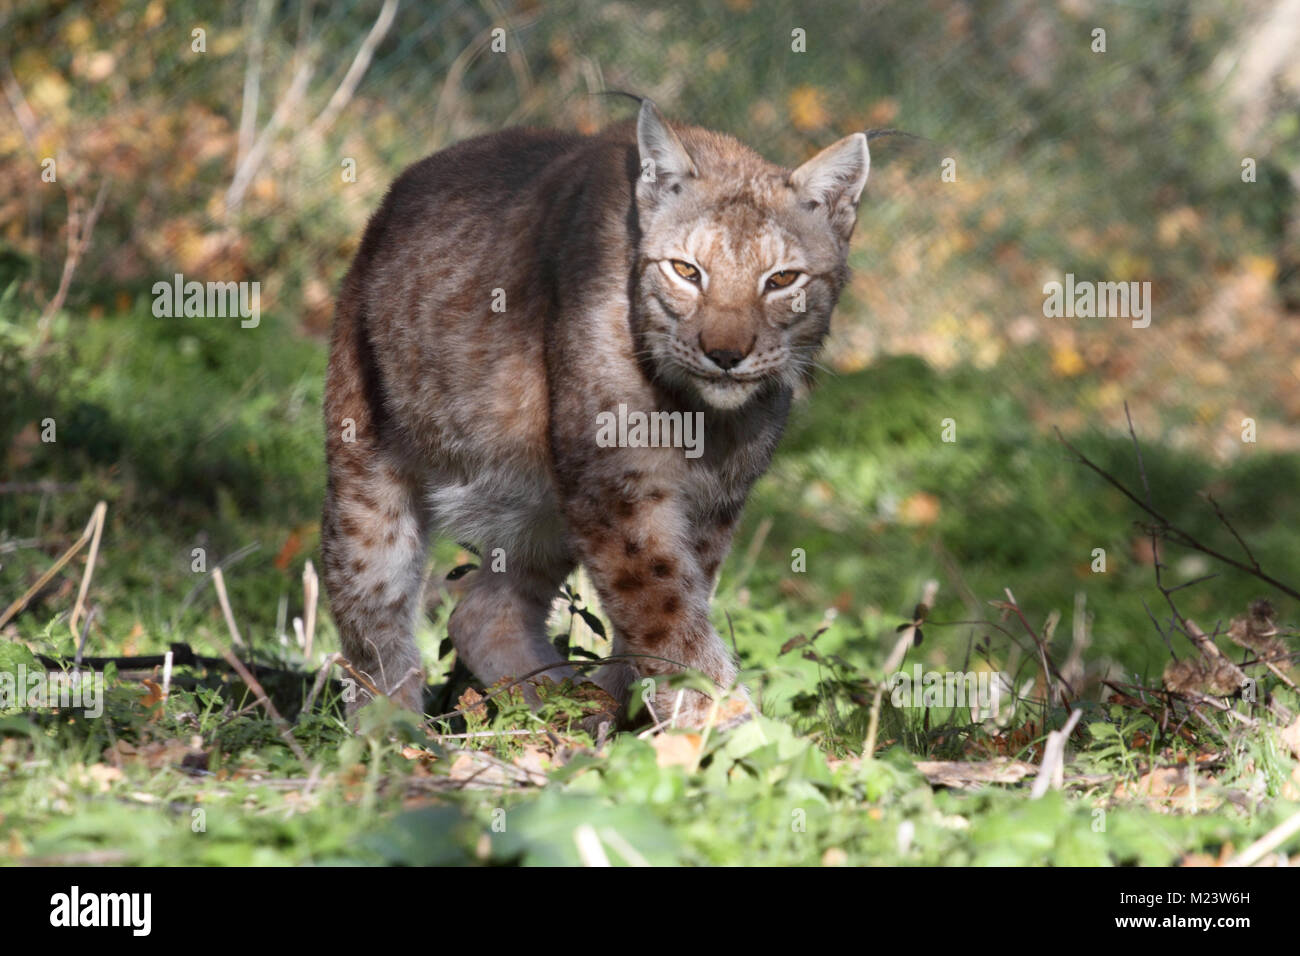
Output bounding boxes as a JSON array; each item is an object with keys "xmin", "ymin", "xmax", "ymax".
[{"xmin": 632, "ymin": 99, "xmax": 869, "ymax": 410}]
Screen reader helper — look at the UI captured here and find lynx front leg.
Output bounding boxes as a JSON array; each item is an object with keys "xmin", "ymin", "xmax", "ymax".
[{"xmin": 565, "ymin": 485, "xmax": 749, "ymax": 728}]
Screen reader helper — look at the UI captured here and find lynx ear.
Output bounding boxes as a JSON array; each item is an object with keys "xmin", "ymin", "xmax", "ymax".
[
  {"xmin": 790, "ymin": 132, "xmax": 870, "ymax": 239},
  {"xmin": 636, "ymin": 99, "xmax": 697, "ymax": 203}
]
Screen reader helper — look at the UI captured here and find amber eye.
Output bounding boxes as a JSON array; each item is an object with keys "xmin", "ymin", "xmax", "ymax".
[
  {"xmin": 671, "ymin": 260, "xmax": 701, "ymax": 283},
  {"xmin": 765, "ymin": 270, "xmax": 800, "ymax": 291}
]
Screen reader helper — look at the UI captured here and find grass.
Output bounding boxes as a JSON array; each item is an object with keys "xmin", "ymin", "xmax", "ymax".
[{"xmin": 1, "ymin": 300, "xmax": 1298, "ymax": 866}]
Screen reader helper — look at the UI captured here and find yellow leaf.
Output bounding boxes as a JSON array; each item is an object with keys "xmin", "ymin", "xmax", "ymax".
[
  {"xmin": 899, "ymin": 492, "xmax": 941, "ymax": 527},
  {"xmin": 1243, "ymin": 254, "xmax": 1276, "ymax": 281},
  {"xmin": 1051, "ymin": 345, "xmax": 1085, "ymax": 378},
  {"xmin": 787, "ymin": 86, "xmax": 830, "ymax": 132},
  {"xmin": 651, "ymin": 732, "xmax": 703, "ymax": 768}
]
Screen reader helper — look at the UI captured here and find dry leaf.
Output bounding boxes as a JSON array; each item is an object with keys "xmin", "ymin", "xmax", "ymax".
[
  {"xmin": 1278, "ymin": 715, "xmax": 1300, "ymax": 760},
  {"xmin": 86, "ymin": 763, "xmax": 123, "ymax": 791},
  {"xmin": 915, "ymin": 758, "xmax": 1037, "ymax": 788},
  {"xmin": 457, "ymin": 687, "xmax": 487, "ymax": 721},
  {"xmin": 651, "ymin": 732, "xmax": 703, "ymax": 768},
  {"xmin": 140, "ymin": 678, "xmax": 166, "ymax": 717}
]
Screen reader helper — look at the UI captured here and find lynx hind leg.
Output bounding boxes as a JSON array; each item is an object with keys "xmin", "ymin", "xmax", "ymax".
[
  {"xmin": 322, "ymin": 310, "xmax": 430, "ymax": 717},
  {"xmin": 321, "ymin": 450, "xmax": 429, "ymax": 715},
  {"xmin": 446, "ymin": 560, "xmax": 577, "ymax": 704}
]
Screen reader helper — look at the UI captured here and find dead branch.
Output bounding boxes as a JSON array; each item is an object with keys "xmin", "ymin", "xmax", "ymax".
[
  {"xmin": 1054, "ymin": 421, "xmax": 1300, "ymax": 603},
  {"xmin": 306, "ymin": 0, "xmax": 399, "ymax": 139},
  {"xmin": 37, "ymin": 179, "xmax": 109, "ymax": 343},
  {"xmin": 207, "ymin": 582, "xmax": 308, "ymax": 764},
  {"xmin": 863, "ymin": 579, "xmax": 938, "ymax": 757}
]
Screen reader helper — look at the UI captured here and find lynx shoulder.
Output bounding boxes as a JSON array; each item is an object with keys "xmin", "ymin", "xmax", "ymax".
[{"xmin": 322, "ymin": 99, "xmax": 869, "ymax": 727}]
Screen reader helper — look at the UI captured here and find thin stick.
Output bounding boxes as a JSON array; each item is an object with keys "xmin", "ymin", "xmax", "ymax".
[
  {"xmin": 161, "ymin": 650, "xmax": 174, "ymax": 699},
  {"xmin": 1030, "ymin": 708, "xmax": 1083, "ymax": 798},
  {"xmin": 235, "ymin": 0, "xmax": 273, "ymax": 167},
  {"xmin": 731, "ymin": 515, "xmax": 773, "ymax": 589},
  {"xmin": 669, "ymin": 689, "xmax": 685, "ymax": 729},
  {"xmin": 1225, "ymin": 810, "xmax": 1300, "ymax": 867},
  {"xmin": 0, "ymin": 481, "xmax": 78, "ymax": 495},
  {"xmin": 0, "ymin": 513, "xmax": 95, "ymax": 628},
  {"xmin": 430, "ymin": 728, "xmax": 553, "ymax": 740},
  {"xmin": 74, "ymin": 606, "xmax": 95, "ymax": 670},
  {"xmin": 1202, "ymin": 492, "xmax": 1260, "ymax": 572},
  {"xmin": 1, "ymin": 60, "xmax": 42, "ymax": 148},
  {"xmin": 300, "ymin": 652, "xmax": 340, "ymax": 718},
  {"xmin": 1055, "ymin": 426, "xmax": 1300, "ymax": 602},
  {"xmin": 208, "ymin": 605, "xmax": 307, "ymax": 763},
  {"xmin": 306, "ymin": 0, "xmax": 399, "ymax": 139},
  {"xmin": 991, "ymin": 588, "xmax": 1076, "ymax": 699},
  {"xmin": 863, "ymin": 580, "xmax": 938, "ymax": 757},
  {"xmin": 210, "ymin": 567, "xmax": 246, "ymax": 649},
  {"xmin": 38, "ymin": 180, "xmax": 109, "ymax": 341},
  {"xmin": 176, "ymin": 542, "xmax": 260, "ymax": 619},
  {"xmin": 226, "ymin": 57, "xmax": 314, "ymax": 213},
  {"xmin": 336, "ymin": 656, "xmax": 383, "ymax": 702},
  {"xmin": 573, "ymin": 824, "xmax": 611, "ymax": 867},
  {"xmin": 302, "ymin": 559, "xmax": 318, "ymax": 661},
  {"xmin": 69, "ymin": 501, "xmax": 106, "ymax": 636}
]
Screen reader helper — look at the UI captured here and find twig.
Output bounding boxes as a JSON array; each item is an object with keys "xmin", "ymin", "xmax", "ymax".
[
  {"xmin": 1055, "ymin": 426, "xmax": 1300, "ymax": 602},
  {"xmin": 431, "ymin": 728, "xmax": 557, "ymax": 740},
  {"xmin": 38, "ymin": 180, "xmax": 110, "ymax": 343},
  {"xmin": 1202, "ymin": 491, "xmax": 1261, "ymax": 572},
  {"xmin": 731, "ymin": 515, "xmax": 772, "ymax": 590},
  {"xmin": 1, "ymin": 60, "xmax": 42, "ymax": 148},
  {"xmin": 300, "ymin": 652, "xmax": 340, "ymax": 718},
  {"xmin": 208, "ymin": 590, "xmax": 307, "ymax": 763},
  {"xmin": 306, "ymin": 0, "xmax": 399, "ymax": 139},
  {"xmin": 161, "ymin": 650, "xmax": 174, "ymax": 699},
  {"xmin": 69, "ymin": 501, "xmax": 106, "ymax": 636},
  {"xmin": 0, "ymin": 503, "xmax": 101, "ymax": 627},
  {"xmin": 0, "ymin": 481, "xmax": 78, "ymax": 495},
  {"xmin": 1225, "ymin": 809, "xmax": 1300, "ymax": 867},
  {"xmin": 863, "ymin": 579, "xmax": 938, "ymax": 757},
  {"xmin": 74, "ymin": 606, "xmax": 95, "ymax": 670},
  {"xmin": 1030, "ymin": 708, "xmax": 1083, "ymax": 798},
  {"xmin": 235, "ymin": 0, "xmax": 274, "ymax": 168},
  {"xmin": 989, "ymin": 588, "xmax": 1076, "ymax": 700},
  {"xmin": 302, "ymin": 559, "xmax": 318, "ymax": 661},
  {"xmin": 176, "ymin": 542, "xmax": 260, "ymax": 620},
  {"xmin": 336, "ymin": 656, "xmax": 384, "ymax": 702},
  {"xmin": 210, "ymin": 568, "xmax": 246, "ymax": 649},
  {"xmin": 226, "ymin": 57, "xmax": 314, "ymax": 213}
]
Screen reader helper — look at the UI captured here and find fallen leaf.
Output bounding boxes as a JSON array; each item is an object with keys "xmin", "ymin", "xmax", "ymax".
[
  {"xmin": 1280, "ymin": 715, "xmax": 1300, "ymax": 760},
  {"xmin": 87, "ymin": 763, "xmax": 123, "ymax": 791},
  {"xmin": 651, "ymin": 731, "xmax": 704, "ymax": 768}
]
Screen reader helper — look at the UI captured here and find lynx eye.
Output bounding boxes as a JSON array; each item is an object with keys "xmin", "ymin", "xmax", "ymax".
[
  {"xmin": 765, "ymin": 270, "xmax": 800, "ymax": 291},
  {"xmin": 670, "ymin": 260, "xmax": 701, "ymax": 283}
]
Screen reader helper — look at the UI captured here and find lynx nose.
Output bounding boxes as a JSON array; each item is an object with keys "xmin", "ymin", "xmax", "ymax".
[{"xmin": 699, "ymin": 333, "xmax": 752, "ymax": 371}]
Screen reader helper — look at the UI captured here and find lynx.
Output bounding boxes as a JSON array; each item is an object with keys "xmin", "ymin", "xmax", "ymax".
[{"xmin": 322, "ymin": 99, "xmax": 869, "ymax": 728}]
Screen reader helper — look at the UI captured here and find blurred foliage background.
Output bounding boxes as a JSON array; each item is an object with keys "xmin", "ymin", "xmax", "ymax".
[{"xmin": 1, "ymin": 0, "xmax": 1298, "ymax": 707}]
